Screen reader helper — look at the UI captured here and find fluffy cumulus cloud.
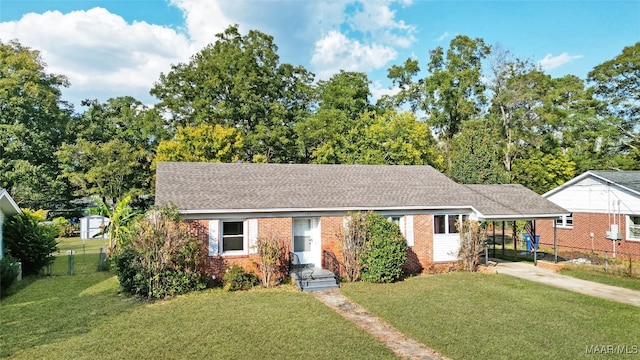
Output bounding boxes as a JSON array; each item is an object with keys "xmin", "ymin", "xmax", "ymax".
[
  {"xmin": 538, "ymin": 52, "xmax": 583, "ymax": 71},
  {"xmin": 0, "ymin": 8, "xmax": 192, "ymax": 109},
  {"xmin": 311, "ymin": 31, "xmax": 397, "ymax": 78},
  {"xmin": 0, "ymin": 0, "xmax": 417, "ymax": 107},
  {"xmin": 311, "ymin": 0, "xmax": 416, "ymax": 79}
]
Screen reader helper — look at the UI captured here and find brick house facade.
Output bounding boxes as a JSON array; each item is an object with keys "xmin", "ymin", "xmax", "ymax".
[
  {"xmin": 156, "ymin": 162, "xmax": 568, "ymax": 280},
  {"xmin": 538, "ymin": 171, "xmax": 640, "ymax": 259}
]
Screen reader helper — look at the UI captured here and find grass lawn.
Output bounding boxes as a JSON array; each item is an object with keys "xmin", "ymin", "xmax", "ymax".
[
  {"xmin": 1, "ymin": 255, "xmax": 396, "ymax": 359},
  {"xmin": 558, "ymin": 265, "xmax": 640, "ymax": 291},
  {"xmin": 341, "ymin": 273, "xmax": 640, "ymax": 360}
]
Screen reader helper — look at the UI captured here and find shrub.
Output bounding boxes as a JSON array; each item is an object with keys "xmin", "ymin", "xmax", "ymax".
[
  {"xmin": 360, "ymin": 212, "xmax": 408, "ymax": 283},
  {"xmin": 0, "ymin": 255, "xmax": 20, "ymax": 296},
  {"xmin": 52, "ymin": 217, "xmax": 75, "ymax": 237},
  {"xmin": 222, "ymin": 264, "xmax": 259, "ymax": 291},
  {"xmin": 112, "ymin": 206, "xmax": 207, "ymax": 300},
  {"xmin": 457, "ymin": 219, "xmax": 485, "ymax": 272},
  {"xmin": 255, "ymin": 233, "xmax": 286, "ymax": 288},
  {"xmin": 341, "ymin": 211, "xmax": 369, "ymax": 282},
  {"xmin": 3, "ymin": 213, "xmax": 58, "ymax": 276}
]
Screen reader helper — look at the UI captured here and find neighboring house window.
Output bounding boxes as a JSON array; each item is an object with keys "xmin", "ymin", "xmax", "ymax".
[
  {"xmin": 434, "ymin": 215, "xmax": 462, "ymax": 234},
  {"xmin": 222, "ymin": 221, "xmax": 245, "ymax": 253},
  {"xmin": 628, "ymin": 215, "xmax": 640, "ymax": 241},
  {"xmin": 555, "ymin": 213, "xmax": 573, "ymax": 228}
]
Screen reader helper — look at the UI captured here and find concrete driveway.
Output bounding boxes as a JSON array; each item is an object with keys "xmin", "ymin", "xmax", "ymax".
[{"xmin": 496, "ymin": 261, "xmax": 640, "ymax": 306}]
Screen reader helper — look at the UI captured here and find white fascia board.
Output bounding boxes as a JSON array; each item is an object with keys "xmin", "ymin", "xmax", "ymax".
[
  {"xmin": 179, "ymin": 205, "xmax": 477, "ymax": 219},
  {"xmin": 543, "ymin": 171, "xmax": 592, "ymax": 198},
  {"xmin": 0, "ymin": 190, "xmax": 21, "ymax": 215},
  {"xmin": 476, "ymin": 213, "xmax": 569, "ymax": 221}
]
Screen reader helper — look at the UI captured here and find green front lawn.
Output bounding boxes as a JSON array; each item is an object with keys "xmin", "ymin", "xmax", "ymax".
[
  {"xmin": 1, "ymin": 259, "xmax": 396, "ymax": 359},
  {"xmin": 341, "ymin": 273, "xmax": 640, "ymax": 360}
]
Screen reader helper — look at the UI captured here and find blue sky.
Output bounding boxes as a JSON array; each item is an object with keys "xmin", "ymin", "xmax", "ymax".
[{"xmin": 1, "ymin": 0, "xmax": 638, "ymax": 111}]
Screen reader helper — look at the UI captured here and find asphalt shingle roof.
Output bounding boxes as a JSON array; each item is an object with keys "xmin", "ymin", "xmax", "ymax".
[
  {"xmin": 590, "ymin": 170, "xmax": 640, "ymax": 194},
  {"xmin": 155, "ymin": 162, "xmax": 567, "ymax": 219}
]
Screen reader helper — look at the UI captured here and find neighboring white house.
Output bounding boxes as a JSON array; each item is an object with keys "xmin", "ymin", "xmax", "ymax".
[
  {"xmin": 0, "ymin": 189, "xmax": 22, "ymax": 259},
  {"xmin": 539, "ymin": 171, "xmax": 640, "ymax": 256},
  {"xmin": 80, "ymin": 215, "xmax": 110, "ymax": 239}
]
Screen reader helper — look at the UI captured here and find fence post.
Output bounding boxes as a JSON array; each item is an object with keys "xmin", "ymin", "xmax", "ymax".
[
  {"xmin": 67, "ymin": 250, "xmax": 75, "ymax": 275},
  {"xmin": 604, "ymin": 251, "xmax": 608, "ymax": 273},
  {"xmin": 629, "ymin": 255, "xmax": 633, "ymax": 278},
  {"xmin": 485, "ymin": 242, "xmax": 488, "ymax": 267}
]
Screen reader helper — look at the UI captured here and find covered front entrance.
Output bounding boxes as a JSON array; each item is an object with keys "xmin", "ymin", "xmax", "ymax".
[{"xmin": 293, "ymin": 217, "xmax": 321, "ymax": 267}]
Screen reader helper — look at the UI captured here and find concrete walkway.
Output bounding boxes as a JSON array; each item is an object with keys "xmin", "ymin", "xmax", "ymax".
[
  {"xmin": 495, "ymin": 261, "xmax": 640, "ymax": 306},
  {"xmin": 313, "ymin": 290, "xmax": 450, "ymax": 360}
]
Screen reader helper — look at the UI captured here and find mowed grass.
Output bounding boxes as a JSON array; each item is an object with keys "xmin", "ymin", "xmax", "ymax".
[
  {"xmin": 1, "ymin": 257, "xmax": 396, "ymax": 359},
  {"xmin": 341, "ymin": 273, "xmax": 640, "ymax": 360}
]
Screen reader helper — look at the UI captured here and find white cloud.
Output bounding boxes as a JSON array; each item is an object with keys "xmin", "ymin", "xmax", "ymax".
[
  {"xmin": 436, "ymin": 31, "xmax": 449, "ymax": 41},
  {"xmin": 311, "ymin": 31, "xmax": 397, "ymax": 79},
  {"xmin": 0, "ymin": 0, "xmax": 418, "ymax": 109},
  {"xmin": 0, "ymin": 8, "xmax": 191, "ymax": 109},
  {"xmin": 538, "ymin": 52, "xmax": 583, "ymax": 71},
  {"xmin": 370, "ymin": 80, "xmax": 400, "ymax": 101}
]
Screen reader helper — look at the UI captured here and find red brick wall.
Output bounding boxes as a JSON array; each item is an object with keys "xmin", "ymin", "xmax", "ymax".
[
  {"xmin": 537, "ymin": 212, "xmax": 640, "ymax": 258},
  {"xmin": 187, "ymin": 214, "xmax": 458, "ymax": 278}
]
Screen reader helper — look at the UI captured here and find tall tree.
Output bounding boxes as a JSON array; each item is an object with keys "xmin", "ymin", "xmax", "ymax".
[
  {"xmin": 153, "ymin": 124, "xmax": 245, "ymax": 165},
  {"xmin": 295, "ymin": 71, "xmax": 371, "ymax": 162},
  {"xmin": 588, "ymin": 42, "xmax": 640, "ymax": 168},
  {"xmin": 448, "ymin": 119, "xmax": 508, "ymax": 184},
  {"xmin": 56, "ymin": 97, "xmax": 168, "ymax": 209},
  {"xmin": 0, "ymin": 40, "xmax": 73, "ymax": 210},
  {"xmin": 151, "ymin": 25, "xmax": 314, "ymax": 163}
]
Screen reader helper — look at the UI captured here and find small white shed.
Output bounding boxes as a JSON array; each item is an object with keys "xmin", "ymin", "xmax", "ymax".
[{"xmin": 80, "ymin": 215, "xmax": 110, "ymax": 239}]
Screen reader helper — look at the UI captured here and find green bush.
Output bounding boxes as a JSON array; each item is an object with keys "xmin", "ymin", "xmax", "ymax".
[
  {"xmin": 360, "ymin": 212, "xmax": 408, "ymax": 283},
  {"xmin": 52, "ymin": 217, "xmax": 75, "ymax": 237},
  {"xmin": 3, "ymin": 213, "xmax": 58, "ymax": 276},
  {"xmin": 222, "ymin": 264, "xmax": 259, "ymax": 291},
  {"xmin": 0, "ymin": 255, "xmax": 21, "ymax": 296},
  {"xmin": 112, "ymin": 206, "xmax": 207, "ymax": 300}
]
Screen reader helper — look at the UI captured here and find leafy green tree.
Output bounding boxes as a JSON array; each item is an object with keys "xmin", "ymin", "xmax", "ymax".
[
  {"xmin": 154, "ymin": 124, "xmax": 245, "ymax": 165},
  {"xmin": 296, "ymin": 71, "xmax": 372, "ymax": 162},
  {"xmin": 511, "ymin": 149, "xmax": 575, "ymax": 194},
  {"xmin": 0, "ymin": 40, "xmax": 73, "ymax": 210},
  {"xmin": 313, "ymin": 110, "xmax": 441, "ymax": 167},
  {"xmin": 588, "ymin": 42, "xmax": 640, "ymax": 169},
  {"xmin": 448, "ymin": 119, "xmax": 508, "ymax": 184},
  {"xmin": 90, "ymin": 195, "xmax": 136, "ymax": 256},
  {"xmin": 56, "ymin": 97, "xmax": 168, "ymax": 207},
  {"xmin": 151, "ymin": 25, "xmax": 314, "ymax": 163}
]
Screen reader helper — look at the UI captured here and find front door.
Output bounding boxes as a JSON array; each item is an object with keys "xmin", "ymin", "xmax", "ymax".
[{"xmin": 293, "ymin": 218, "xmax": 321, "ymax": 267}]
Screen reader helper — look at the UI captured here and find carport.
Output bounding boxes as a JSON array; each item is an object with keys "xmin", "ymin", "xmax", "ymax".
[{"xmin": 464, "ymin": 184, "xmax": 569, "ymax": 265}]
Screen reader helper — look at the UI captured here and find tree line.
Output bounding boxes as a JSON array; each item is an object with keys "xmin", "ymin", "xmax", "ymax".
[{"xmin": 1, "ymin": 25, "xmax": 638, "ymax": 214}]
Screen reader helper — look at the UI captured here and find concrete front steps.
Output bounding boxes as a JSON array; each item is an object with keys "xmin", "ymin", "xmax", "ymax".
[{"xmin": 291, "ymin": 267, "xmax": 339, "ymax": 292}]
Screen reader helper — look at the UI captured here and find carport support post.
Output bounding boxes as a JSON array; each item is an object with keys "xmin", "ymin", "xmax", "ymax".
[
  {"xmin": 513, "ymin": 221, "xmax": 517, "ymax": 260},
  {"xmin": 553, "ymin": 219, "xmax": 558, "ymax": 263},
  {"xmin": 533, "ymin": 221, "xmax": 537, "ymax": 266},
  {"xmin": 501, "ymin": 221, "xmax": 505, "ymax": 257}
]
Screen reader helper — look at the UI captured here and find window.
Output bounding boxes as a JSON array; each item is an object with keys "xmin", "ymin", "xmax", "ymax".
[
  {"xmin": 629, "ymin": 216, "xmax": 640, "ymax": 240},
  {"xmin": 222, "ymin": 221, "xmax": 245, "ymax": 253},
  {"xmin": 434, "ymin": 214, "xmax": 462, "ymax": 234},
  {"xmin": 388, "ymin": 216, "xmax": 401, "ymax": 227},
  {"xmin": 555, "ymin": 213, "xmax": 573, "ymax": 228}
]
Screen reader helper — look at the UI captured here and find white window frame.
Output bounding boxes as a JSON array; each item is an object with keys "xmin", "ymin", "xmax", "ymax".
[
  {"xmin": 555, "ymin": 213, "xmax": 573, "ymax": 228},
  {"xmin": 221, "ymin": 220, "xmax": 248, "ymax": 255},
  {"xmin": 627, "ymin": 215, "xmax": 640, "ymax": 241},
  {"xmin": 433, "ymin": 214, "xmax": 462, "ymax": 235}
]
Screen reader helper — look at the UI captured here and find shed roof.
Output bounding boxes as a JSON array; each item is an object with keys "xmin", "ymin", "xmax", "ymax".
[{"xmin": 155, "ymin": 162, "xmax": 567, "ymax": 220}]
